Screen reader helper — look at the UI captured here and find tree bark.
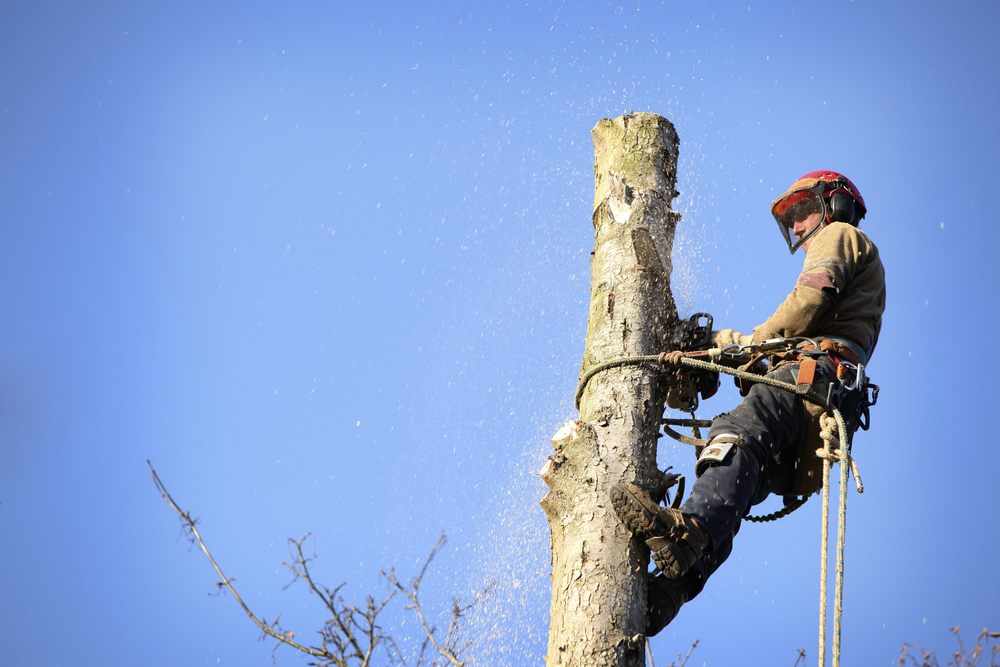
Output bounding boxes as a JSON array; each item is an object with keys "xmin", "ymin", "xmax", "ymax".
[{"xmin": 541, "ymin": 113, "xmax": 681, "ymax": 667}]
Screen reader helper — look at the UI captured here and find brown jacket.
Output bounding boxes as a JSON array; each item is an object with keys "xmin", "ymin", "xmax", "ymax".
[{"xmin": 713, "ymin": 222, "xmax": 886, "ymax": 360}]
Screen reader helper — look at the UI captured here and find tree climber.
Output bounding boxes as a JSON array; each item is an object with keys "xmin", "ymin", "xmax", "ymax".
[{"xmin": 611, "ymin": 171, "xmax": 886, "ymax": 636}]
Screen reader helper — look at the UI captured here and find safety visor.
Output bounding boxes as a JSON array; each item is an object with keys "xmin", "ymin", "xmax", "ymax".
[{"xmin": 771, "ymin": 181, "xmax": 827, "ymax": 254}]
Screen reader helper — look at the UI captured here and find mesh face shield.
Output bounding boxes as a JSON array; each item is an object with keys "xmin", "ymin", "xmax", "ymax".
[
  {"xmin": 770, "ymin": 171, "xmax": 867, "ymax": 254},
  {"xmin": 771, "ymin": 182, "xmax": 828, "ymax": 254}
]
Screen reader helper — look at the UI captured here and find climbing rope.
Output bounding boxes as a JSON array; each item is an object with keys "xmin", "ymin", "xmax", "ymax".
[
  {"xmin": 575, "ymin": 354, "xmax": 664, "ymax": 409},
  {"xmin": 817, "ymin": 415, "xmax": 834, "ymax": 666},
  {"xmin": 576, "ymin": 350, "xmax": 864, "ymax": 667},
  {"xmin": 813, "ymin": 410, "xmax": 860, "ymax": 667},
  {"xmin": 575, "ymin": 353, "xmax": 834, "ymax": 412}
]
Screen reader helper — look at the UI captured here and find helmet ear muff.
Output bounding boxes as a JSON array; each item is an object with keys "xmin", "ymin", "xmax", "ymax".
[{"xmin": 827, "ymin": 193, "xmax": 856, "ymax": 225}]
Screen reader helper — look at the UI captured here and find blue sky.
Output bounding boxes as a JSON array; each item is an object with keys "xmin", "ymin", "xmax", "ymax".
[{"xmin": 1, "ymin": 2, "xmax": 997, "ymax": 665}]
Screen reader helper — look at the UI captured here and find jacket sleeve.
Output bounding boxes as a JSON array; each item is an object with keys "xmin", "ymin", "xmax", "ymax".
[{"xmin": 751, "ymin": 223, "xmax": 857, "ymax": 343}]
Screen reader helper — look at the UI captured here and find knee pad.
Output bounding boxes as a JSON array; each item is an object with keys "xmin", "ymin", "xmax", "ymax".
[{"xmin": 695, "ymin": 434, "xmax": 760, "ymax": 477}]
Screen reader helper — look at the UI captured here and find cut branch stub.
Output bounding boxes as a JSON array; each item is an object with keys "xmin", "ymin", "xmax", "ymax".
[{"xmin": 542, "ymin": 113, "xmax": 681, "ymax": 667}]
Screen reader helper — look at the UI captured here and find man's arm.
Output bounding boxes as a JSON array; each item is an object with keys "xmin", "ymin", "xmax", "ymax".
[
  {"xmin": 750, "ymin": 222, "xmax": 866, "ymax": 343},
  {"xmin": 707, "ymin": 223, "xmax": 875, "ymax": 349}
]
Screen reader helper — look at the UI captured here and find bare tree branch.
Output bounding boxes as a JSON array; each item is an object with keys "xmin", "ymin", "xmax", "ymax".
[
  {"xmin": 149, "ymin": 461, "xmax": 332, "ymax": 660},
  {"xmin": 150, "ymin": 461, "xmax": 490, "ymax": 667},
  {"xmin": 383, "ymin": 533, "xmax": 494, "ymax": 667},
  {"xmin": 898, "ymin": 627, "xmax": 998, "ymax": 667},
  {"xmin": 676, "ymin": 639, "xmax": 698, "ymax": 667}
]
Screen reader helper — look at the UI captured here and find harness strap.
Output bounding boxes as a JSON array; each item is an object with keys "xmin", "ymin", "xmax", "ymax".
[
  {"xmin": 771, "ymin": 338, "xmax": 862, "ymax": 368},
  {"xmin": 801, "ymin": 338, "xmax": 862, "ymax": 365},
  {"xmin": 796, "ymin": 358, "xmax": 817, "ymax": 393},
  {"xmin": 662, "ymin": 424, "xmax": 707, "ymax": 447}
]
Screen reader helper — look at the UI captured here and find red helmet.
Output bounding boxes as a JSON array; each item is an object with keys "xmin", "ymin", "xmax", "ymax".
[{"xmin": 770, "ymin": 171, "xmax": 867, "ymax": 254}]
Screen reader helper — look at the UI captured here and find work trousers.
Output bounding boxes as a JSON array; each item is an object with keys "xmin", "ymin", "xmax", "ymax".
[{"xmin": 673, "ymin": 356, "xmax": 860, "ymax": 600}]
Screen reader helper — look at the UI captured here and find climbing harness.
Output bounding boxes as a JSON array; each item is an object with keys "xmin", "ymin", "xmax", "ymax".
[{"xmin": 576, "ymin": 335, "xmax": 873, "ymax": 667}]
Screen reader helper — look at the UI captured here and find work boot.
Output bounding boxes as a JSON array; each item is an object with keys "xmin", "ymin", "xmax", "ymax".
[
  {"xmin": 610, "ymin": 482, "xmax": 710, "ymax": 579},
  {"xmin": 646, "ymin": 573, "xmax": 687, "ymax": 637}
]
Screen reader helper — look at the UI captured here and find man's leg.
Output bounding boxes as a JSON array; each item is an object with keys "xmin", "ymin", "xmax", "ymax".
[
  {"xmin": 613, "ymin": 363, "xmax": 806, "ymax": 575},
  {"xmin": 681, "ymin": 363, "xmax": 805, "ymax": 548},
  {"xmin": 613, "ymin": 357, "xmax": 848, "ymax": 635}
]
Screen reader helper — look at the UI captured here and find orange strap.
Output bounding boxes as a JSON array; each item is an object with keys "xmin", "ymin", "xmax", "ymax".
[
  {"xmin": 796, "ymin": 358, "xmax": 817, "ymax": 394},
  {"xmin": 800, "ymin": 339, "xmax": 860, "ymax": 365}
]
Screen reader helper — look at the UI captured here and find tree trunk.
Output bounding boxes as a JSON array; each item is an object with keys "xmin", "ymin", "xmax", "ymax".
[{"xmin": 541, "ymin": 113, "xmax": 681, "ymax": 667}]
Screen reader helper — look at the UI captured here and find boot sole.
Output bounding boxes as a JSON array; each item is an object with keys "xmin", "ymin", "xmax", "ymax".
[
  {"xmin": 610, "ymin": 482, "xmax": 676, "ymax": 539},
  {"xmin": 611, "ymin": 482, "xmax": 701, "ymax": 579}
]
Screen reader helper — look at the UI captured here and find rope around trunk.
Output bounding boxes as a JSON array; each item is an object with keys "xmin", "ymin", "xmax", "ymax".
[{"xmin": 575, "ymin": 354, "xmax": 833, "ymax": 412}]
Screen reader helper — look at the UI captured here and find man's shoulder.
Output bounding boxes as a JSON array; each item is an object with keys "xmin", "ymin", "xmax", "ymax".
[
  {"xmin": 821, "ymin": 221, "xmax": 872, "ymax": 242},
  {"xmin": 809, "ymin": 222, "xmax": 878, "ymax": 257}
]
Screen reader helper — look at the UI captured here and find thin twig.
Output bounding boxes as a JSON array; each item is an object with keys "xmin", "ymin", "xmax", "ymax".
[
  {"xmin": 283, "ymin": 534, "xmax": 383, "ymax": 664},
  {"xmin": 148, "ymin": 461, "xmax": 330, "ymax": 660},
  {"xmin": 678, "ymin": 639, "xmax": 698, "ymax": 667},
  {"xmin": 383, "ymin": 532, "xmax": 494, "ymax": 667},
  {"xmin": 898, "ymin": 628, "xmax": 999, "ymax": 667},
  {"xmin": 151, "ymin": 462, "xmax": 485, "ymax": 667}
]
